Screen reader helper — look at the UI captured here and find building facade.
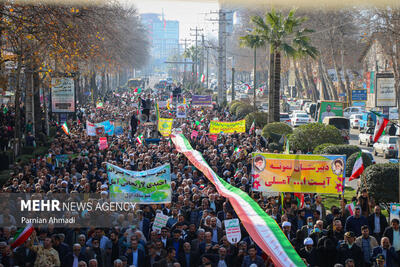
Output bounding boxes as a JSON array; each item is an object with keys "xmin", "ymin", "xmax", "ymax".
[{"xmin": 141, "ymin": 13, "xmax": 179, "ymax": 74}]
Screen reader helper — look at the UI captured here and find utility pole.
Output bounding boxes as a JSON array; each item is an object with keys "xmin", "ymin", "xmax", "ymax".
[
  {"xmin": 190, "ymin": 27, "xmax": 203, "ymax": 82},
  {"xmin": 231, "ymin": 56, "xmax": 235, "ymax": 101},
  {"xmin": 180, "ymin": 38, "xmax": 189, "ymax": 87},
  {"xmin": 206, "ymin": 46, "xmax": 210, "ymax": 89},
  {"xmin": 217, "ymin": 9, "xmax": 226, "ymax": 105},
  {"xmin": 201, "ymin": 34, "xmax": 205, "ymax": 86}
]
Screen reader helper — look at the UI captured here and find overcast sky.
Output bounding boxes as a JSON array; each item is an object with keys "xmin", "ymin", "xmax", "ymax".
[{"xmin": 131, "ymin": 0, "xmax": 220, "ymax": 41}]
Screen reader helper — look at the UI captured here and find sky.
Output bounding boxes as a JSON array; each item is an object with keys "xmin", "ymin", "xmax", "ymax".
[{"xmin": 131, "ymin": 0, "xmax": 220, "ymax": 41}]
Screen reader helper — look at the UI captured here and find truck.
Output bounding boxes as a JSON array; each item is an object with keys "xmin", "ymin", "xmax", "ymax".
[{"xmin": 358, "ymin": 127, "xmax": 374, "ymax": 147}]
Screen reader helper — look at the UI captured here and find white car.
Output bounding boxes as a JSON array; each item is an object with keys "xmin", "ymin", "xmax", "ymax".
[
  {"xmin": 291, "ymin": 113, "xmax": 312, "ymax": 127},
  {"xmin": 350, "ymin": 114, "xmax": 363, "ymax": 129},
  {"xmin": 259, "ymin": 103, "xmax": 268, "ymax": 112},
  {"xmin": 373, "ymin": 136, "xmax": 399, "ymax": 159},
  {"xmin": 343, "ymin": 106, "xmax": 365, "ymax": 118}
]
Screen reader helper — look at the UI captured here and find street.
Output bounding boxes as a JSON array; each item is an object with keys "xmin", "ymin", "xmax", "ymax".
[{"xmin": 349, "ymin": 128, "xmax": 390, "ymax": 164}]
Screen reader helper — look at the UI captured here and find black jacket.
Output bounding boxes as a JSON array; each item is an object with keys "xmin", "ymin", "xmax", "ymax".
[
  {"xmin": 368, "ymin": 213, "xmax": 388, "ymax": 237},
  {"xmin": 14, "ymin": 246, "xmax": 36, "ymax": 267},
  {"xmin": 336, "ymin": 243, "xmax": 364, "ymax": 267}
]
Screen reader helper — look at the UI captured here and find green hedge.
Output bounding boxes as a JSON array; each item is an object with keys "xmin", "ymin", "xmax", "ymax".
[
  {"xmin": 268, "ymin": 142, "xmax": 283, "ymax": 152},
  {"xmin": 0, "ymin": 170, "xmax": 11, "ymax": 186},
  {"xmin": 321, "ymin": 145, "xmax": 361, "ymax": 159},
  {"xmin": 345, "ymin": 152, "xmax": 373, "ymax": 177},
  {"xmin": 245, "ymin": 112, "xmax": 269, "ymax": 130},
  {"xmin": 289, "ymin": 123, "xmax": 344, "ymax": 152},
  {"xmin": 313, "ymin": 143, "xmax": 336, "ymax": 154},
  {"xmin": 262, "ymin": 122, "xmax": 293, "ymax": 143},
  {"xmin": 363, "ymin": 163, "xmax": 399, "ymax": 204},
  {"xmin": 229, "ymin": 102, "xmax": 243, "ymax": 114},
  {"xmin": 236, "ymin": 104, "xmax": 253, "ymax": 119}
]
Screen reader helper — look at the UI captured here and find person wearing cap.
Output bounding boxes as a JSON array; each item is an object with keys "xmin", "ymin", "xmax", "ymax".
[
  {"xmin": 345, "ymin": 206, "xmax": 369, "ymax": 237},
  {"xmin": 374, "ymin": 253, "xmax": 386, "ymax": 267},
  {"xmin": 355, "ymin": 225, "xmax": 378, "ymax": 266},
  {"xmin": 299, "ymin": 237, "xmax": 317, "ymax": 267},
  {"xmin": 337, "ymin": 231, "xmax": 364, "ymax": 267},
  {"xmin": 372, "ymin": 237, "xmax": 400, "ymax": 267}
]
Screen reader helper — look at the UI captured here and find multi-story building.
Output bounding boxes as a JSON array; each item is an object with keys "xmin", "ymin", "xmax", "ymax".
[{"xmin": 141, "ymin": 13, "xmax": 179, "ymax": 74}]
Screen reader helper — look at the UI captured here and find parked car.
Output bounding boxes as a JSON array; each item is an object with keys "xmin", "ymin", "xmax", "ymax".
[
  {"xmin": 359, "ymin": 127, "xmax": 374, "ymax": 147},
  {"xmin": 373, "ymin": 136, "xmax": 399, "ymax": 159},
  {"xmin": 361, "ymin": 149, "xmax": 376, "ymax": 164},
  {"xmin": 280, "ymin": 113, "xmax": 291, "ymax": 125},
  {"xmin": 259, "ymin": 103, "xmax": 268, "ymax": 112},
  {"xmin": 350, "ymin": 114, "xmax": 363, "ymax": 129},
  {"xmin": 291, "ymin": 113, "xmax": 311, "ymax": 127},
  {"xmin": 343, "ymin": 106, "xmax": 365, "ymax": 118}
]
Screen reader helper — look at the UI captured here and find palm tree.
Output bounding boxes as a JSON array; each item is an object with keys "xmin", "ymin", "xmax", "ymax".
[
  {"xmin": 250, "ymin": 9, "xmax": 318, "ymax": 122},
  {"xmin": 239, "ymin": 34, "xmax": 265, "ymax": 110}
]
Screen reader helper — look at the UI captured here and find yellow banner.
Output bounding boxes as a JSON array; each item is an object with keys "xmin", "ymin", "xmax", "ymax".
[
  {"xmin": 209, "ymin": 120, "xmax": 246, "ymax": 134},
  {"xmin": 158, "ymin": 118, "xmax": 173, "ymax": 137},
  {"xmin": 252, "ymin": 153, "xmax": 346, "ymax": 194}
]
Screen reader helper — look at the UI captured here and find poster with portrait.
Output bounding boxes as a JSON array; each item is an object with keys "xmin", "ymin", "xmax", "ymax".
[{"xmin": 252, "ymin": 153, "xmax": 346, "ymax": 194}]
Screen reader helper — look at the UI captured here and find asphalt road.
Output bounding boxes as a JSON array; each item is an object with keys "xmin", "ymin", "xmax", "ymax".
[{"xmin": 349, "ymin": 128, "xmax": 389, "ymax": 164}]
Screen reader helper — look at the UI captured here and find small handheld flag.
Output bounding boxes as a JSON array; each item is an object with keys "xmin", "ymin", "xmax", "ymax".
[
  {"xmin": 61, "ymin": 122, "xmax": 70, "ymax": 136},
  {"xmin": 136, "ymin": 134, "xmax": 144, "ymax": 144},
  {"xmin": 349, "ymin": 152, "xmax": 364, "ymax": 181},
  {"xmin": 249, "ymin": 120, "xmax": 255, "ymax": 134}
]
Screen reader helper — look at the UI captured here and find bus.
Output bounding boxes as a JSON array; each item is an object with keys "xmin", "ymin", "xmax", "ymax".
[{"xmin": 127, "ymin": 78, "xmax": 145, "ymax": 89}]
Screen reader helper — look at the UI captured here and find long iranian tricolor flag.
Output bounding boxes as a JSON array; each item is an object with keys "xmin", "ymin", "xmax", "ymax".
[
  {"xmin": 11, "ymin": 224, "xmax": 34, "ymax": 248},
  {"xmin": 349, "ymin": 152, "xmax": 364, "ymax": 181},
  {"xmin": 171, "ymin": 134, "xmax": 305, "ymax": 267},
  {"xmin": 373, "ymin": 112, "xmax": 389, "ymax": 142}
]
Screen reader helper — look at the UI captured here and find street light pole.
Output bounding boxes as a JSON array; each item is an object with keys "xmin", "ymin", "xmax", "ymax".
[{"xmin": 253, "ymin": 47, "xmax": 257, "ymax": 111}]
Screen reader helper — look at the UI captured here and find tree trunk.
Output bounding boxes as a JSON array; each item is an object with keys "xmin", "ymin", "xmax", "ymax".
[
  {"xmin": 268, "ymin": 47, "xmax": 275, "ymax": 123},
  {"xmin": 33, "ymin": 69, "xmax": 42, "ymax": 138},
  {"xmin": 321, "ymin": 59, "xmax": 338, "ymax": 100},
  {"xmin": 344, "ymin": 69, "xmax": 352, "ymax": 106},
  {"xmin": 253, "ymin": 47, "xmax": 257, "ymax": 111},
  {"xmin": 330, "ymin": 37, "xmax": 346, "ymax": 96},
  {"xmin": 294, "ymin": 61, "xmax": 304, "ymax": 98},
  {"xmin": 305, "ymin": 61, "xmax": 319, "ymax": 101},
  {"xmin": 318, "ymin": 58, "xmax": 330, "ymax": 100},
  {"xmin": 13, "ymin": 56, "xmax": 23, "ymax": 157},
  {"xmin": 273, "ymin": 51, "xmax": 281, "ymax": 122}
]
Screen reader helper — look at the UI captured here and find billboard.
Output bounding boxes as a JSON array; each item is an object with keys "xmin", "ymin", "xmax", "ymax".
[
  {"xmin": 252, "ymin": 153, "xmax": 346, "ymax": 194},
  {"xmin": 318, "ymin": 101, "xmax": 343, "ymax": 123},
  {"xmin": 352, "ymin": 90, "xmax": 367, "ymax": 101},
  {"xmin": 51, "ymin": 77, "xmax": 75, "ymax": 113},
  {"xmin": 376, "ymin": 73, "xmax": 396, "ymax": 107}
]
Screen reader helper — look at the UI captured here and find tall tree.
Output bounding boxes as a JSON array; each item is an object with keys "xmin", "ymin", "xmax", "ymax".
[
  {"xmin": 239, "ymin": 33, "xmax": 265, "ymax": 110},
  {"xmin": 249, "ymin": 9, "xmax": 318, "ymax": 122}
]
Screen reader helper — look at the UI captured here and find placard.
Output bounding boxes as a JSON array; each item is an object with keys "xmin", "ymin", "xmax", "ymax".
[
  {"xmin": 51, "ymin": 77, "xmax": 75, "ymax": 113},
  {"xmin": 152, "ymin": 213, "xmax": 169, "ymax": 233},
  {"xmin": 224, "ymin": 219, "xmax": 241, "ymax": 244}
]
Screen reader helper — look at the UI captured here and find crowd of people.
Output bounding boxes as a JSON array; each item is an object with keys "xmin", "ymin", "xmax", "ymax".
[{"xmin": 0, "ymin": 86, "xmax": 396, "ymax": 267}]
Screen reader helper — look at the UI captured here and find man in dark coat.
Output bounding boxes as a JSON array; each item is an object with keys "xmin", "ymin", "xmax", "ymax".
[
  {"xmin": 371, "ymin": 237, "xmax": 400, "ymax": 267},
  {"xmin": 125, "ymin": 239, "xmax": 145, "ymax": 267},
  {"xmin": 299, "ymin": 237, "xmax": 318, "ymax": 266},
  {"xmin": 130, "ymin": 113, "xmax": 138, "ymax": 136},
  {"xmin": 178, "ymin": 242, "xmax": 199, "ymax": 267},
  {"xmin": 336, "ymin": 231, "xmax": 364, "ymax": 267},
  {"xmin": 368, "ymin": 205, "xmax": 389, "ymax": 241}
]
